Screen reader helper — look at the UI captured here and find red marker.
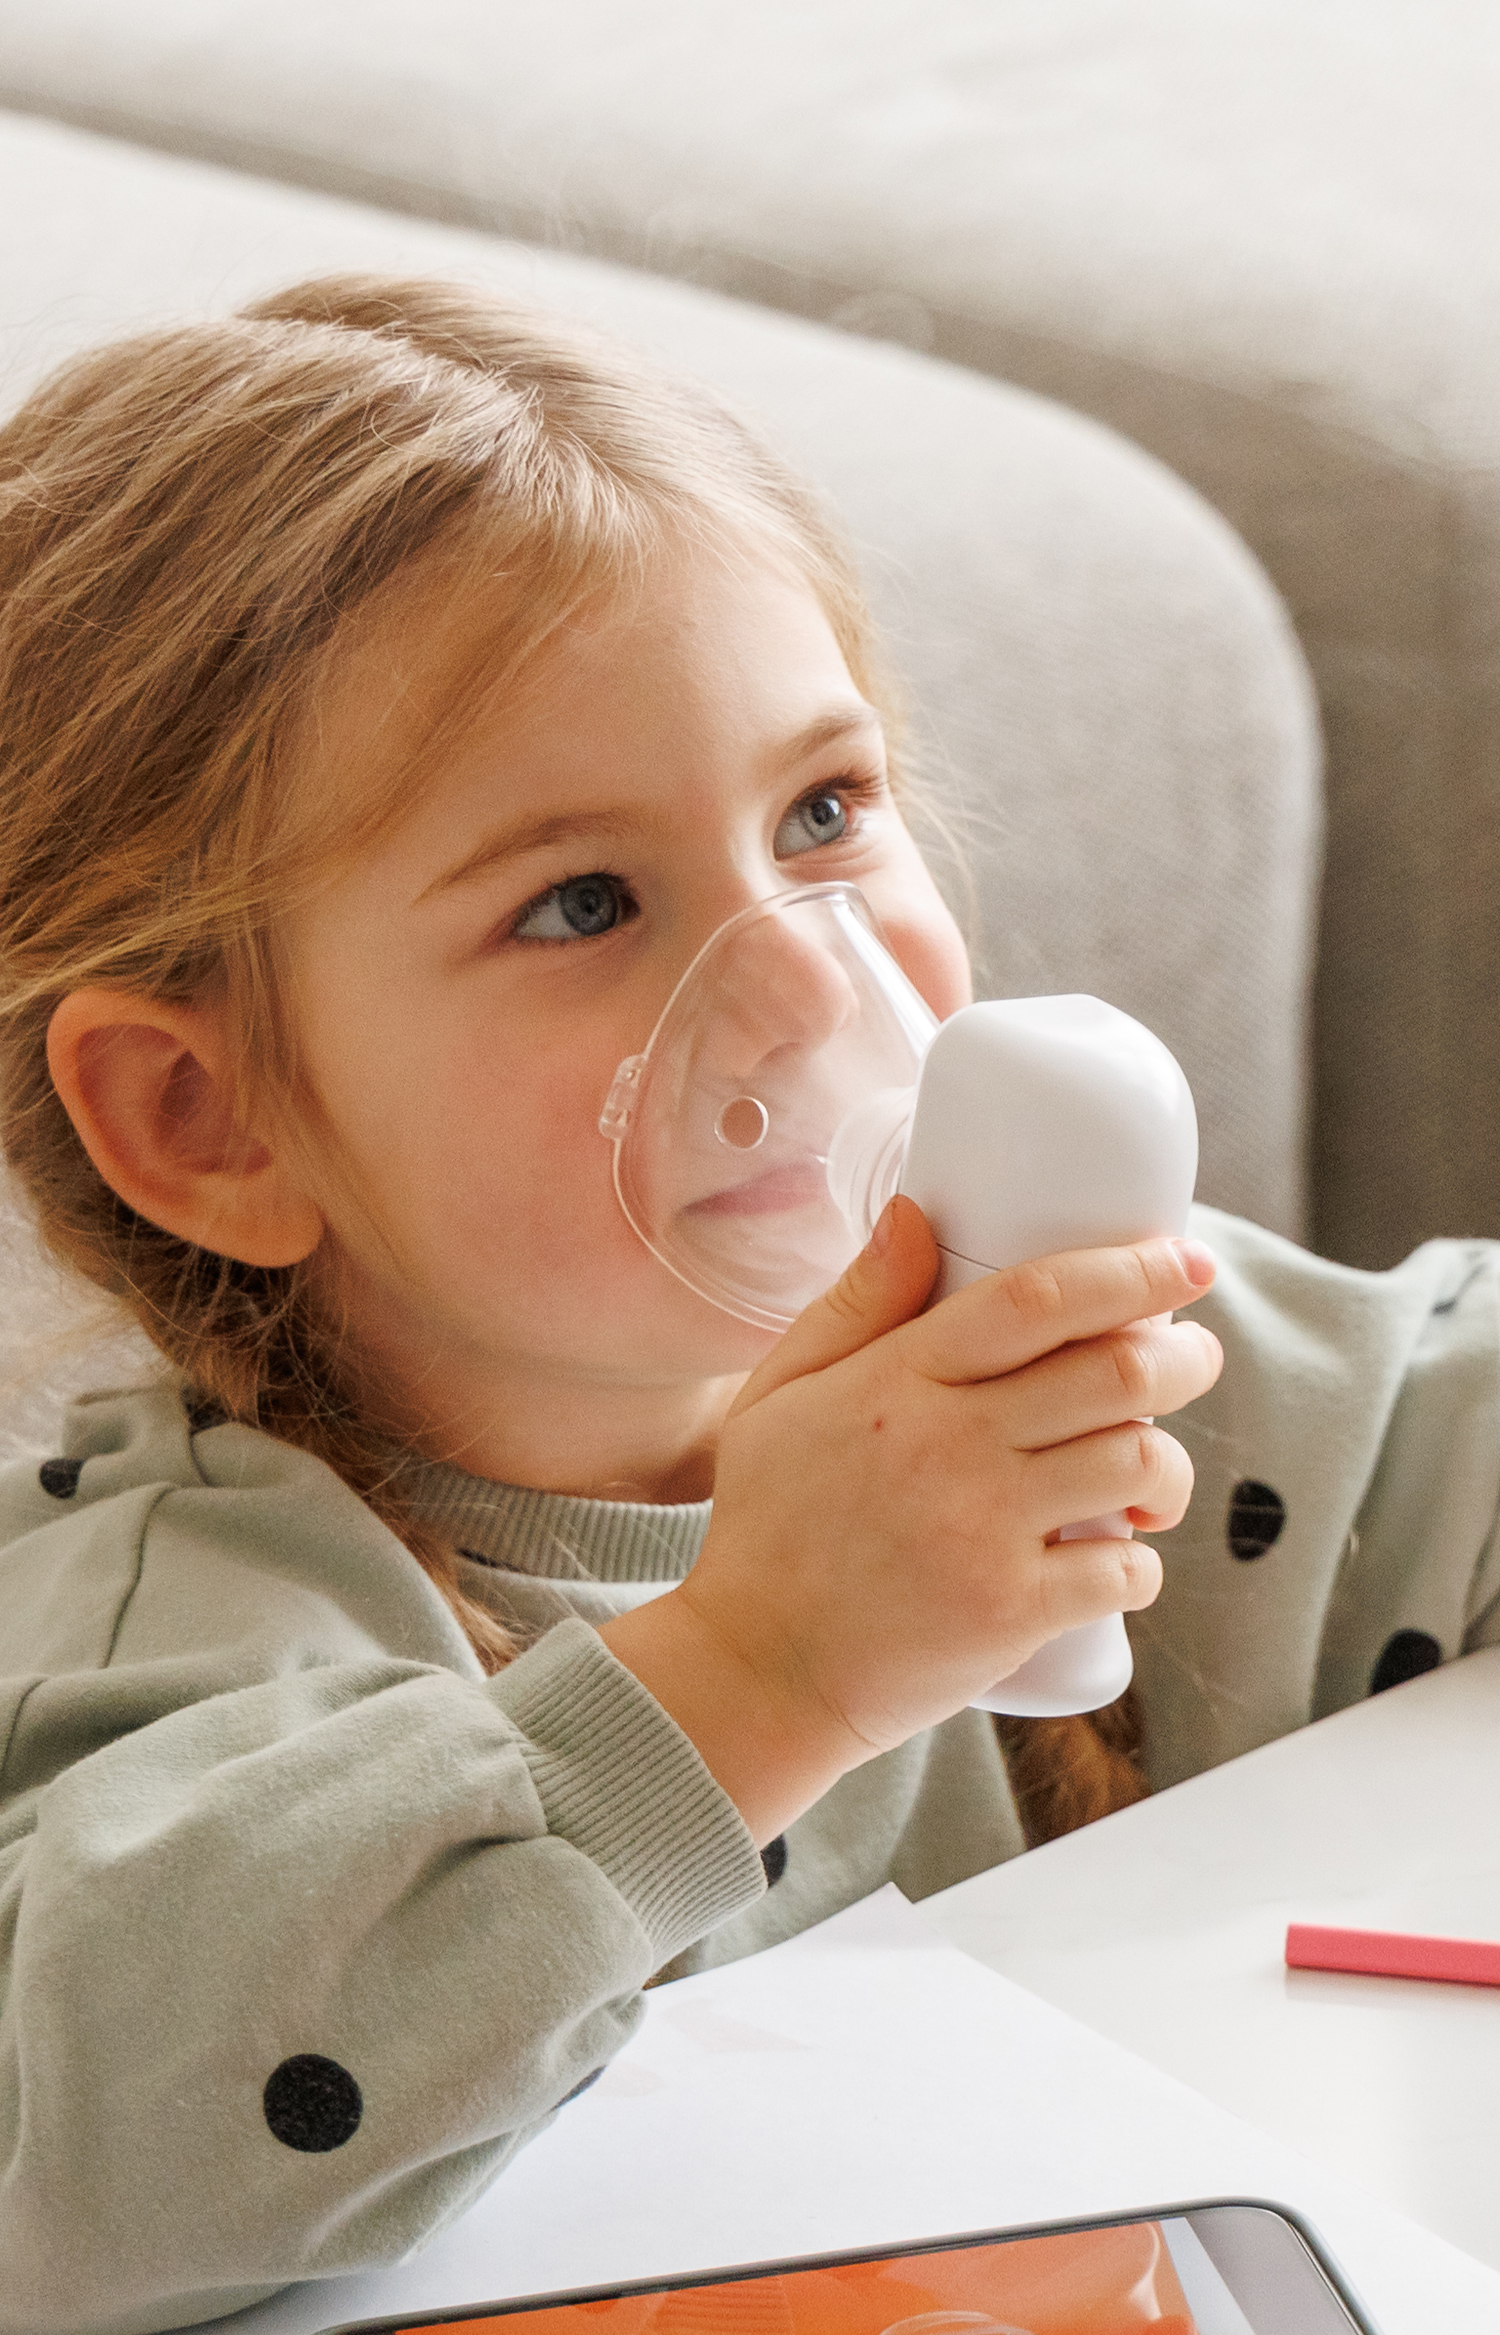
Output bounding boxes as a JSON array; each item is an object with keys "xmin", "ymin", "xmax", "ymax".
[{"xmin": 1286, "ymin": 1923, "xmax": 1500, "ymax": 1988}]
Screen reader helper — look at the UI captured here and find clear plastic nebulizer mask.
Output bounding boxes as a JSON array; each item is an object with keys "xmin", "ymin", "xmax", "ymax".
[
  {"xmin": 598, "ymin": 883, "xmax": 939, "ymax": 1332},
  {"xmin": 598, "ymin": 882, "xmax": 1199, "ymax": 1718}
]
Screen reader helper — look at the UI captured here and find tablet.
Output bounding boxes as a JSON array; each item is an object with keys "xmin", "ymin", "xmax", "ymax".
[{"xmin": 323, "ymin": 2197, "xmax": 1378, "ymax": 2335}]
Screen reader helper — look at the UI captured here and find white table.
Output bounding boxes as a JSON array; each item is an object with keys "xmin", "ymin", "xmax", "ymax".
[
  {"xmin": 212, "ymin": 1890, "xmax": 1500, "ymax": 2335},
  {"xmin": 924, "ymin": 1645, "xmax": 1500, "ymax": 2272}
]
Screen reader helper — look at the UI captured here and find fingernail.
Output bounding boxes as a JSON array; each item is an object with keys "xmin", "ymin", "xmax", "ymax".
[
  {"xmin": 870, "ymin": 1199, "xmax": 896, "ymax": 1256},
  {"xmin": 1172, "ymin": 1237, "xmax": 1216, "ymax": 1289}
]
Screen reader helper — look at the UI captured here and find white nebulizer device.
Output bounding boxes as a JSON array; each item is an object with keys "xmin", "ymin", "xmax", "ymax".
[{"xmin": 599, "ymin": 884, "xmax": 1198, "ymax": 1718}]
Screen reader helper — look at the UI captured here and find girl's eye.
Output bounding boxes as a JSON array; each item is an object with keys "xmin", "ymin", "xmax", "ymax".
[
  {"xmin": 512, "ymin": 872, "xmax": 635, "ymax": 943},
  {"xmin": 774, "ymin": 789, "xmax": 850, "ymax": 858}
]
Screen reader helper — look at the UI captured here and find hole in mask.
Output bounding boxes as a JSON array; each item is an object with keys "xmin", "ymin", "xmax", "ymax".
[{"xmin": 715, "ymin": 1096, "xmax": 770, "ymax": 1151}]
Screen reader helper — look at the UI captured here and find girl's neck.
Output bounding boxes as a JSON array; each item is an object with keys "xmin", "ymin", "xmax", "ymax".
[{"xmin": 359, "ymin": 1350, "xmax": 740, "ymax": 1504}]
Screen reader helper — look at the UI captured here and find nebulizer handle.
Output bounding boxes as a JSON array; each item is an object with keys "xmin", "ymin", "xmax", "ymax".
[{"xmin": 827, "ymin": 994, "xmax": 1199, "ymax": 1718}]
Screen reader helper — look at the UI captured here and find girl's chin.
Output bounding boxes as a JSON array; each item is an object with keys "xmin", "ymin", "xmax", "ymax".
[
  {"xmin": 559, "ymin": 1264, "xmax": 781, "ymax": 1382},
  {"xmin": 648, "ymin": 1300, "xmax": 781, "ymax": 1379}
]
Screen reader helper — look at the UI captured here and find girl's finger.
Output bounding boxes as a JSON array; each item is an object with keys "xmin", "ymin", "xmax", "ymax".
[
  {"xmin": 1024, "ymin": 1533, "xmax": 1166, "ymax": 1642},
  {"xmin": 729, "ymin": 1194, "xmax": 938, "ymax": 1414},
  {"xmin": 903, "ymin": 1235, "xmax": 1216, "ymax": 1387},
  {"xmin": 992, "ymin": 1317, "xmax": 1222, "ymax": 1451},
  {"xmin": 1020, "ymin": 1419, "xmax": 1197, "ymax": 1539}
]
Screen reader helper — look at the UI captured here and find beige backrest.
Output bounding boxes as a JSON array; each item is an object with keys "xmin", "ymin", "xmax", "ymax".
[
  {"xmin": 1, "ymin": 0, "xmax": 1481, "ymax": 1266},
  {"xmin": 0, "ymin": 114, "xmax": 1318, "ymax": 1449}
]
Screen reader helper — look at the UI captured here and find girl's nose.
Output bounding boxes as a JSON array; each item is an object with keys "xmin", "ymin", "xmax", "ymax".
[{"xmin": 707, "ymin": 905, "xmax": 861, "ymax": 1082}]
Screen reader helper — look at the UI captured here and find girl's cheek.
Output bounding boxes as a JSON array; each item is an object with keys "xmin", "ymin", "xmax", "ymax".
[
  {"xmin": 888, "ymin": 915, "xmax": 973, "ymax": 1022},
  {"xmin": 856, "ymin": 848, "xmax": 972, "ymax": 1021},
  {"xmin": 493, "ymin": 1054, "xmax": 633, "ymax": 1240}
]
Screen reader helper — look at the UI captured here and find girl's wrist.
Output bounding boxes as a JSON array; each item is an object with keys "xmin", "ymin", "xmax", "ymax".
[{"xmin": 597, "ymin": 1588, "xmax": 863, "ymax": 1845}]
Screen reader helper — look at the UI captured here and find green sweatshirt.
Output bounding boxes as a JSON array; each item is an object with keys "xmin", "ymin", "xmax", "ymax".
[{"xmin": 2, "ymin": 1208, "xmax": 1498, "ymax": 2335}]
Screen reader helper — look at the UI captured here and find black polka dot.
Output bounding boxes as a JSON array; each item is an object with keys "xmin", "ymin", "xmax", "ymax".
[
  {"xmin": 1226, "ymin": 1479, "xmax": 1285, "ymax": 1560},
  {"xmin": 759, "ymin": 1835, "xmax": 788, "ymax": 1887},
  {"xmin": 38, "ymin": 1456, "xmax": 83, "ymax": 1500},
  {"xmin": 1370, "ymin": 1629, "xmax": 1442, "ymax": 1696},
  {"xmin": 263, "ymin": 2055, "xmax": 362, "ymax": 2152}
]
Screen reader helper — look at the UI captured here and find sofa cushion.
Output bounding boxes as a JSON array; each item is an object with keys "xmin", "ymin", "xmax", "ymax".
[
  {"xmin": 0, "ymin": 0, "xmax": 1482, "ymax": 1265},
  {"xmin": 0, "ymin": 113, "xmax": 1316, "ymax": 1441}
]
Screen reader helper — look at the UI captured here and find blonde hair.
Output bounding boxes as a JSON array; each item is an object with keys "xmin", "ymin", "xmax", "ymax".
[
  {"xmin": 0, "ymin": 275, "xmax": 1145, "ymax": 1835},
  {"xmin": 0, "ymin": 275, "xmax": 893, "ymax": 1670}
]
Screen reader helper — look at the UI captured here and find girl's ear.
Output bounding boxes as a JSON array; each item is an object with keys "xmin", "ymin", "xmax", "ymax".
[{"xmin": 45, "ymin": 990, "xmax": 325, "ymax": 1268}]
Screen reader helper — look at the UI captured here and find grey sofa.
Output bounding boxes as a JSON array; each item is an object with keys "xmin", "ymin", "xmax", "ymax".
[
  {"xmin": 0, "ymin": 105, "xmax": 1318, "ymax": 1443},
  {"xmin": 3, "ymin": 0, "xmax": 1485, "ymax": 1269}
]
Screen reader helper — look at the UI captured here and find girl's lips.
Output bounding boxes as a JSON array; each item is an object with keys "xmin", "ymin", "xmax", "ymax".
[{"xmin": 684, "ymin": 1158, "xmax": 830, "ymax": 1217}]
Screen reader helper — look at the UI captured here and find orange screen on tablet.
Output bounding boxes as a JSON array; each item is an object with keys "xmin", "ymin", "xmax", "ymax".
[{"xmin": 391, "ymin": 2224, "xmax": 1200, "ymax": 2335}]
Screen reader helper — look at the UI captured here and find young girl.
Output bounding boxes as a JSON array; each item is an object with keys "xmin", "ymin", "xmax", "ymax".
[{"xmin": 0, "ymin": 277, "xmax": 1494, "ymax": 2335}]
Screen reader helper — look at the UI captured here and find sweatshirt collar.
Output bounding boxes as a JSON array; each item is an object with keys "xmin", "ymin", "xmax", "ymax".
[{"xmin": 396, "ymin": 1455, "xmax": 711, "ymax": 1585}]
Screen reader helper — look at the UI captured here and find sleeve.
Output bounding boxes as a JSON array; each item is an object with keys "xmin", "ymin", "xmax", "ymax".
[
  {"xmin": 1464, "ymin": 1534, "xmax": 1500, "ymax": 1653},
  {"xmin": 1328, "ymin": 1238, "xmax": 1500, "ymax": 1677},
  {"xmin": 0, "ymin": 1614, "xmax": 764, "ymax": 2335},
  {"xmin": 1133, "ymin": 1208, "xmax": 1500, "ymax": 1790}
]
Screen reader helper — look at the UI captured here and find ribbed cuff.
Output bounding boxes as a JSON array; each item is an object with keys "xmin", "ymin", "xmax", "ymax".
[{"xmin": 490, "ymin": 1618, "xmax": 766, "ymax": 1964}]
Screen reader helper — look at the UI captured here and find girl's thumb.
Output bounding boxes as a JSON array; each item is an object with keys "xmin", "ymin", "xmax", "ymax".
[{"xmin": 728, "ymin": 1195, "xmax": 940, "ymax": 1412}]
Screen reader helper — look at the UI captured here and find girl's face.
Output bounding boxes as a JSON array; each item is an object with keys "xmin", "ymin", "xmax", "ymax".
[{"xmin": 281, "ymin": 538, "xmax": 971, "ymax": 1492}]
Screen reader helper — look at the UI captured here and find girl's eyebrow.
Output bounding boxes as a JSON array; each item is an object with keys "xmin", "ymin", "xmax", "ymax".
[
  {"xmin": 769, "ymin": 703, "xmax": 884, "ymax": 771},
  {"xmin": 423, "ymin": 704, "xmax": 885, "ymax": 900},
  {"xmin": 424, "ymin": 808, "xmax": 639, "ymax": 900}
]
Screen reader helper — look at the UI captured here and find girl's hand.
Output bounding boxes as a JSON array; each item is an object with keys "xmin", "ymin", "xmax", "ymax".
[{"xmin": 598, "ymin": 1197, "xmax": 1221, "ymax": 1842}]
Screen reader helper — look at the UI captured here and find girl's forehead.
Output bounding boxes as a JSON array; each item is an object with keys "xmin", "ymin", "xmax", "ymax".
[{"xmin": 302, "ymin": 537, "xmax": 867, "ymax": 844}]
